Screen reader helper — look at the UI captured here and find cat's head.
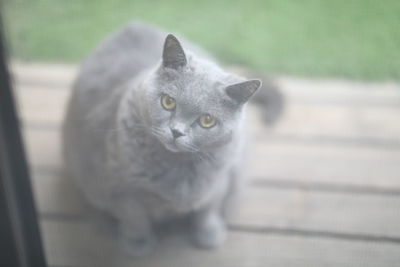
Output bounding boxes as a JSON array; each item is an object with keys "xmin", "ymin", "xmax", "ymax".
[{"xmin": 143, "ymin": 34, "xmax": 261, "ymax": 153}]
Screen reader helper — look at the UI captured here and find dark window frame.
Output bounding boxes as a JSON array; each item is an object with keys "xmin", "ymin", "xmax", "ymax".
[{"xmin": 0, "ymin": 16, "xmax": 47, "ymax": 267}]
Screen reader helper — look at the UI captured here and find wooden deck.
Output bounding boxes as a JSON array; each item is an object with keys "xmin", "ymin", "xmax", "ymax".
[{"xmin": 11, "ymin": 62, "xmax": 400, "ymax": 267}]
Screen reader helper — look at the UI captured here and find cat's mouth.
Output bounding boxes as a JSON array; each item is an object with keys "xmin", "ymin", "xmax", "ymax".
[
  {"xmin": 150, "ymin": 127, "xmax": 195, "ymax": 153},
  {"xmin": 161, "ymin": 137, "xmax": 195, "ymax": 154}
]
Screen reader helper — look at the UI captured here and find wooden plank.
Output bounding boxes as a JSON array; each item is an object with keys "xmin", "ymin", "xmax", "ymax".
[
  {"xmin": 32, "ymin": 169, "xmax": 400, "ymax": 238},
  {"xmin": 275, "ymin": 76, "xmax": 400, "ymax": 107},
  {"xmin": 248, "ymin": 141, "xmax": 400, "ymax": 189},
  {"xmin": 11, "ymin": 61, "xmax": 76, "ymax": 88},
  {"xmin": 31, "ymin": 171, "xmax": 88, "ymax": 216},
  {"xmin": 23, "ymin": 127, "xmax": 400, "ymax": 189},
  {"xmin": 246, "ymin": 105, "xmax": 400, "ymax": 144},
  {"xmin": 40, "ymin": 219, "xmax": 400, "ymax": 267},
  {"xmin": 14, "ymin": 86, "xmax": 70, "ymax": 126},
  {"xmin": 22, "ymin": 128, "xmax": 62, "ymax": 169},
  {"xmin": 232, "ymin": 187, "xmax": 400, "ymax": 237},
  {"xmin": 266, "ymin": 105, "xmax": 400, "ymax": 141}
]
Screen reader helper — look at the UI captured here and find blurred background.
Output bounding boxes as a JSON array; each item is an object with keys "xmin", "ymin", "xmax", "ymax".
[
  {"xmin": 3, "ymin": 0, "xmax": 400, "ymax": 79},
  {"xmin": 2, "ymin": 1, "xmax": 400, "ymax": 266}
]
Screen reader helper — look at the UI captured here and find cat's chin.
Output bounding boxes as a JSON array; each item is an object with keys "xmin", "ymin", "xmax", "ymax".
[{"xmin": 163, "ymin": 142, "xmax": 186, "ymax": 153}]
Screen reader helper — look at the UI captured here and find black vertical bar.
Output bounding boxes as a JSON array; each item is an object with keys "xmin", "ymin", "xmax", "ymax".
[{"xmin": 0, "ymin": 14, "xmax": 47, "ymax": 267}]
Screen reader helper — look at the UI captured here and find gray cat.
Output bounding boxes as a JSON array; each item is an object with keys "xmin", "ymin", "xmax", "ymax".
[{"xmin": 63, "ymin": 22, "xmax": 262, "ymax": 256}]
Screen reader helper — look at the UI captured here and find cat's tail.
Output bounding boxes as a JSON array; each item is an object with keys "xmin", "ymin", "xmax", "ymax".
[
  {"xmin": 250, "ymin": 74, "xmax": 285, "ymax": 125},
  {"xmin": 232, "ymin": 67, "xmax": 285, "ymax": 125}
]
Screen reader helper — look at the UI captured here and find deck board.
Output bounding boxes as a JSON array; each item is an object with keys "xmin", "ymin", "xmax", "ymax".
[
  {"xmin": 249, "ymin": 141, "xmax": 400, "ymax": 188},
  {"xmin": 12, "ymin": 62, "xmax": 400, "ymax": 266}
]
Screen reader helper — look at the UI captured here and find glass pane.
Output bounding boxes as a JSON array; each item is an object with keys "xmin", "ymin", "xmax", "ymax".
[{"xmin": 3, "ymin": 1, "xmax": 400, "ymax": 266}]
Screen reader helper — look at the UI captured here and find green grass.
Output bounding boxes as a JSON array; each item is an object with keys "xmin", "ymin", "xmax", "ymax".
[{"xmin": 3, "ymin": 0, "xmax": 400, "ymax": 80}]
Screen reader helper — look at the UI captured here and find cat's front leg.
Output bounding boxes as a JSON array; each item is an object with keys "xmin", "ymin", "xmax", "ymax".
[
  {"xmin": 191, "ymin": 201, "xmax": 227, "ymax": 249},
  {"xmin": 113, "ymin": 198, "xmax": 157, "ymax": 257}
]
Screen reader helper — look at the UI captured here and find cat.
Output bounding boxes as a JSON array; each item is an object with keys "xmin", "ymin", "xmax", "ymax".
[{"xmin": 63, "ymin": 22, "xmax": 266, "ymax": 256}]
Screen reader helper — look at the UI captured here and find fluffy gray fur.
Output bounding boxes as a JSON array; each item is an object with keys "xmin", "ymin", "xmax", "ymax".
[{"xmin": 63, "ymin": 22, "xmax": 261, "ymax": 256}]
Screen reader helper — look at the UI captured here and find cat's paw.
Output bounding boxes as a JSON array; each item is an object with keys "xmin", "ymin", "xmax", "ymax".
[
  {"xmin": 118, "ymin": 229, "xmax": 158, "ymax": 257},
  {"xmin": 192, "ymin": 215, "xmax": 226, "ymax": 249}
]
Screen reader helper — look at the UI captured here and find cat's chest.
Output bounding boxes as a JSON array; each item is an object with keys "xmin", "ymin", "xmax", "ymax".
[
  {"xmin": 130, "ymin": 142, "xmax": 200, "ymax": 184},
  {"xmin": 125, "ymin": 150, "xmax": 213, "ymax": 211}
]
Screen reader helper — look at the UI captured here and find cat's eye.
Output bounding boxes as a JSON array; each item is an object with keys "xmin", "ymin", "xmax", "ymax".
[
  {"xmin": 161, "ymin": 94, "xmax": 176, "ymax": 110},
  {"xmin": 198, "ymin": 114, "xmax": 217, "ymax": 129}
]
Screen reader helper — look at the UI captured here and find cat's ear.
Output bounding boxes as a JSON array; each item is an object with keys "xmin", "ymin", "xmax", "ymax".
[
  {"xmin": 162, "ymin": 34, "xmax": 187, "ymax": 69},
  {"xmin": 226, "ymin": 79, "xmax": 261, "ymax": 105}
]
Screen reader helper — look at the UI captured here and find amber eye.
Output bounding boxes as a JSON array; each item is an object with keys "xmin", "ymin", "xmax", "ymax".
[
  {"xmin": 161, "ymin": 94, "xmax": 176, "ymax": 110},
  {"xmin": 198, "ymin": 114, "xmax": 217, "ymax": 129}
]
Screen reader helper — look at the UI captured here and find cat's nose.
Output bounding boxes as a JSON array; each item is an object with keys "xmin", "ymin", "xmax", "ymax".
[{"xmin": 171, "ymin": 128, "xmax": 185, "ymax": 139}]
